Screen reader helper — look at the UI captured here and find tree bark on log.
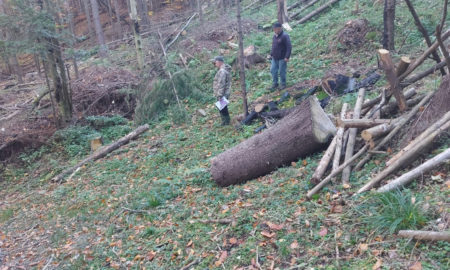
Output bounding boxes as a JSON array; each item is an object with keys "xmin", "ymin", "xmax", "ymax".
[
  {"xmin": 310, "ymin": 136, "xmax": 337, "ymax": 185},
  {"xmin": 307, "ymin": 144, "xmax": 369, "ymax": 199},
  {"xmin": 378, "ymin": 148, "xmax": 450, "ymax": 192},
  {"xmin": 337, "ymin": 118, "xmax": 393, "ymax": 129},
  {"xmin": 355, "ymin": 92, "xmax": 434, "ymax": 171},
  {"xmin": 332, "ymin": 103, "xmax": 348, "ymax": 180},
  {"xmin": 342, "ymin": 88, "xmax": 365, "ymax": 183},
  {"xmin": 397, "ymin": 230, "xmax": 450, "ymax": 242},
  {"xmin": 404, "ymin": 0, "xmax": 446, "ymax": 75},
  {"xmin": 399, "ymin": 30, "xmax": 450, "ymax": 81},
  {"xmin": 378, "ymin": 49, "xmax": 407, "ymax": 111},
  {"xmin": 211, "ymin": 97, "xmax": 336, "ymax": 187},
  {"xmin": 357, "ymin": 118, "xmax": 450, "ymax": 193},
  {"xmin": 386, "ymin": 111, "xmax": 450, "ymax": 167},
  {"xmin": 296, "ymin": 0, "xmax": 340, "ymax": 24},
  {"xmin": 52, "ymin": 124, "xmax": 149, "ymax": 183}
]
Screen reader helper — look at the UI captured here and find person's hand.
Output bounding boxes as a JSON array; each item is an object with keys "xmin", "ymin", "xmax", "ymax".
[
  {"xmin": 284, "ymin": 58, "xmax": 289, "ymax": 62},
  {"xmin": 267, "ymin": 54, "xmax": 272, "ymax": 60},
  {"xmin": 217, "ymin": 97, "xmax": 222, "ymax": 101}
]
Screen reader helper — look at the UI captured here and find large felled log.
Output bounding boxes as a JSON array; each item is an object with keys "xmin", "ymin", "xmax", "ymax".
[
  {"xmin": 211, "ymin": 97, "xmax": 336, "ymax": 186},
  {"xmin": 296, "ymin": 0, "xmax": 340, "ymax": 24},
  {"xmin": 52, "ymin": 124, "xmax": 149, "ymax": 183},
  {"xmin": 357, "ymin": 117, "xmax": 450, "ymax": 193},
  {"xmin": 342, "ymin": 88, "xmax": 365, "ymax": 184},
  {"xmin": 378, "ymin": 148, "xmax": 450, "ymax": 192},
  {"xmin": 386, "ymin": 111, "xmax": 450, "ymax": 167},
  {"xmin": 354, "ymin": 92, "xmax": 434, "ymax": 171},
  {"xmin": 397, "ymin": 230, "xmax": 450, "ymax": 242},
  {"xmin": 378, "ymin": 49, "xmax": 407, "ymax": 111}
]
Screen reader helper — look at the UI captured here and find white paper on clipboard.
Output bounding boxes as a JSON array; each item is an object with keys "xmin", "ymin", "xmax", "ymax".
[{"xmin": 215, "ymin": 97, "xmax": 229, "ymax": 111}]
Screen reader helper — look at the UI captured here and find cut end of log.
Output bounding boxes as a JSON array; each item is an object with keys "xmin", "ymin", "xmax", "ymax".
[{"xmin": 310, "ymin": 97, "xmax": 337, "ymax": 143}]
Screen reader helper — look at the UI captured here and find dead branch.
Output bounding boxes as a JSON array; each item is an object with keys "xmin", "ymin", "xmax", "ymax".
[
  {"xmin": 52, "ymin": 124, "xmax": 149, "ymax": 183},
  {"xmin": 397, "ymin": 230, "xmax": 450, "ymax": 242},
  {"xmin": 378, "ymin": 148, "xmax": 450, "ymax": 192},
  {"xmin": 310, "ymin": 136, "xmax": 337, "ymax": 184},
  {"xmin": 332, "ymin": 103, "xmax": 348, "ymax": 180},
  {"xmin": 290, "ymin": 0, "xmax": 320, "ymax": 19},
  {"xmin": 337, "ymin": 118, "xmax": 394, "ymax": 129},
  {"xmin": 180, "ymin": 259, "xmax": 201, "ymax": 270},
  {"xmin": 435, "ymin": 0, "xmax": 450, "ymax": 72},
  {"xmin": 400, "ymin": 60, "xmax": 447, "ymax": 87},
  {"xmin": 165, "ymin": 13, "xmax": 197, "ymax": 52}
]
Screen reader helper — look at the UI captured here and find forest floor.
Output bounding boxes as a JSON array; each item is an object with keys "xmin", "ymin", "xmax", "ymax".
[{"xmin": 1, "ymin": 0, "xmax": 449, "ymax": 269}]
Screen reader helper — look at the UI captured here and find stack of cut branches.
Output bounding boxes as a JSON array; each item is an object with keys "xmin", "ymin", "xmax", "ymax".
[{"xmin": 306, "ymin": 44, "xmax": 450, "ymax": 199}]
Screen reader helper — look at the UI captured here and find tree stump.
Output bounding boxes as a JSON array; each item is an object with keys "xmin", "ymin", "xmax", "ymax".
[{"xmin": 211, "ymin": 97, "xmax": 336, "ymax": 186}]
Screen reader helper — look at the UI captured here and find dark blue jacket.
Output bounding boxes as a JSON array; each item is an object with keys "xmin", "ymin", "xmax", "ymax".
[{"xmin": 271, "ymin": 31, "xmax": 292, "ymax": 60}]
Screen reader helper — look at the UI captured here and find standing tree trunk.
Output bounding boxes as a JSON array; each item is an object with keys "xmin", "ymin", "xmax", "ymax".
[
  {"xmin": 236, "ymin": 0, "xmax": 249, "ymax": 117},
  {"xmin": 211, "ymin": 97, "xmax": 336, "ymax": 186},
  {"xmin": 129, "ymin": 0, "xmax": 144, "ymax": 70},
  {"xmin": 9, "ymin": 54, "xmax": 23, "ymax": 84},
  {"xmin": 112, "ymin": 0, "xmax": 122, "ymax": 39},
  {"xmin": 277, "ymin": 0, "xmax": 289, "ymax": 24},
  {"xmin": 90, "ymin": 0, "xmax": 108, "ymax": 57},
  {"xmin": 383, "ymin": 0, "xmax": 396, "ymax": 50},
  {"xmin": 140, "ymin": 0, "xmax": 150, "ymax": 26},
  {"xmin": 197, "ymin": 0, "xmax": 203, "ymax": 23},
  {"xmin": 34, "ymin": 54, "xmax": 42, "ymax": 77},
  {"xmin": 82, "ymin": 0, "xmax": 94, "ymax": 38}
]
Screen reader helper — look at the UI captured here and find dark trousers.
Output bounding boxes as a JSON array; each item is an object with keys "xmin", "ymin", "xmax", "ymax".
[{"xmin": 219, "ymin": 106, "xmax": 230, "ymax": 125}]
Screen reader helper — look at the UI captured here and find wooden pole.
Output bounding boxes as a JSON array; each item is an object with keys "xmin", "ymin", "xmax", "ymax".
[
  {"xmin": 337, "ymin": 118, "xmax": 393, "ymax": 129},
  {"xmin": 331, "ymin": 103, "xmax": 348, "ymax": 180},
  {"xmin": 310, "ymin": 136, "xmax": 337, "ymax": 184},
  {"xmin": 306, "ymin": 145, "xmax": 369, "ymax": 199},
  {"xmin": 397, "ymin": 230, "xmax": 450, "ymax": 242},
  {"xmin": 378, "ymin": 49, "xmax": 407, "ymax": 111},
  {"xmin": 395, "ymin": 56, "xmax": 411, "ymax": 77},
  {"xmin": 354, "ymin": 92, "xmax": 434, "ymax": 171},
  {"xmin": 357, "ymin": 119, "xmax": 450, "ymax": 193},
  {"xmin": 342, "ymin": 88, "xmax": 365, "ymax": 184},
  {"xmin": 378, "ymin": 148, "xmax": 450, "ymax": 192}
]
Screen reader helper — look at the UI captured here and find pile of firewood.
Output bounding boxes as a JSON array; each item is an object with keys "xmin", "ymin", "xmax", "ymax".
[{"xmin": 306, "ymin": 46, "xmax": 450, "ymax": 199}]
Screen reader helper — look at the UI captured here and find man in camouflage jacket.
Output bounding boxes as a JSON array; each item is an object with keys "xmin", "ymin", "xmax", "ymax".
[{"xmin": 212, "ymin": 56, "xmax": 232, "ymax": 125}]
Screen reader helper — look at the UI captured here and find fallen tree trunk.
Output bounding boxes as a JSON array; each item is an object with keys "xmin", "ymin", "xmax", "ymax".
[
  {"xmin": 307, "ymin": 144, "xmax": 369, "ymax": 199},
  {"xmin": 290, "ymin": 0, "xmax": 320, "ymax": 19},
  {"xmin": 332, "ymin": 103, "xmax": 348, "ymax": 180},
  {"xmin": 397, "ymin": 230, "xmax": 450, "ymax": 242},
  {"xmin": 211, "ymin": 97, "xmax": 336, "ymax": 186},
  {"xmin": 342, "ymin": 88, "xmax": 365, "ymax": 184},
  {"xmin": 357, "ymin": 117, "xmax": 450, "ymax": 193},
  {"xmin": 296, "ymin": 0, "xmax": 340, "ymax": 24},
  {"xmin": 52, "ymin": 124, "xmax": 149, "ymax": 183},
  {"xmin": 386, "ymin": 111, "xmax": 450, "ymax": 166},
  {"xmin": 310, "ymin": 135, "xmax": 337, "ymax": 184},
  {"xmin": 337, "ymin": 118, "xmax": 394, "ymax": 128},
  {"xmin": 378, "ymin": 148, "xmax": 450, "ymax": 192},
  {"xmin": 354, "ymin": 92, "xmax": 434, "ymax": 171}
]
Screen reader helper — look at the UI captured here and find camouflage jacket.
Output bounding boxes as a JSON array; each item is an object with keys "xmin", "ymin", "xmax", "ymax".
[{"xmin": 213, "ymin": 64, "xmax": 232, "ymax": 99}]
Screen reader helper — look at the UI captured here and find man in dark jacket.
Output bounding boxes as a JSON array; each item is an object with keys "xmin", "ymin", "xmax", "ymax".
[{"xmin": 270, "ymin": 22, "xmax": 292, "ymax": 90}]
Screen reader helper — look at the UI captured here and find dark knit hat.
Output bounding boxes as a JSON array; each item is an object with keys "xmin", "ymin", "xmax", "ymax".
[
  {"xmin": 211, "ymin": 56, "xmax": 224, "ymax": 63},
  {"xmin": 272, "ymin": 22, "xmax": 282, "ymax": 28}
]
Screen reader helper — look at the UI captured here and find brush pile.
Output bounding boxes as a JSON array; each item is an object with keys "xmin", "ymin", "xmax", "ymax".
[{"xmin": 307, "ymin": 48, "xmax": 450, "ymax": 199}]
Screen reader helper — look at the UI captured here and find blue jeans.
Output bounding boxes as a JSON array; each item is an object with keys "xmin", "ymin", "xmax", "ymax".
[{"xmin": 270, "ymin": 59, "xmax": 287, "ymax": 86}]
